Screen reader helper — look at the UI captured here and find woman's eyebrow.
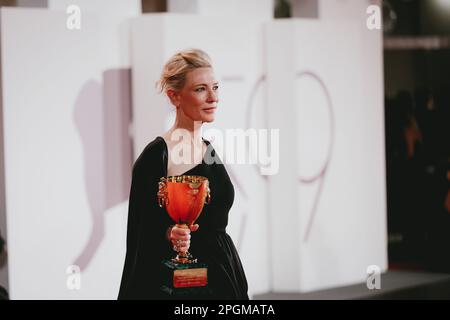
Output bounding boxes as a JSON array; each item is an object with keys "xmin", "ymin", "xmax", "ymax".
[{"xmin": 194, "ymin": 82, "xmax": 219, "ymax": 87}]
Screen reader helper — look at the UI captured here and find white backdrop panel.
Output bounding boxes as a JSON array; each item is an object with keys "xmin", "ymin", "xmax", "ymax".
[
  {"xmin": 48, "ymin": 0, "xmax": 141, "ymax": 68},
  {"xmin": 266, "ymin": 19, "xmax": 387, "ymax": 292},
  {"xmin": 1, "ymin": 7, "xmax": 131, "ymax": 299},
  {"xmin": 168, "ymin": 0, "xmax": 273, "ymax": 21}
]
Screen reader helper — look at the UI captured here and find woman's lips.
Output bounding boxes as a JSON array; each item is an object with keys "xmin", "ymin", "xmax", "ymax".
[{"xmin": 202, "ymin": 107, "xmax": 216, "ymax": 113}]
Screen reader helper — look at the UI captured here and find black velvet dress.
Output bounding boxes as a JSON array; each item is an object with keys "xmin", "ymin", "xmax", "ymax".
[{"xmin": 118, "ymin": 136, "xmax": 248, "ymax": 300}]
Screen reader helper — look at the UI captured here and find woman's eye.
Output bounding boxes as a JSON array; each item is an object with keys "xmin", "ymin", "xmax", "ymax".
[
  {"xmin": 213, "ymin": 85, "xmax": 219, "ymax": 91},
  {"xmin": 195, "ymin": 87, "xmax": 205, "ymax": 92}
]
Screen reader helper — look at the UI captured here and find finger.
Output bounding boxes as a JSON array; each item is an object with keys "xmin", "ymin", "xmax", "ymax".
[
  {"xmin": 172, "ymin": 227, "xmax": 190, "ymax": 236},
  {"xmin": 171, "ymin": 234, "xmax": 190, "ymax": 241},
  {"xmin": 170, "ymin": 234, "xmax": 191, "ymax": 242},
  {"xmin": 171, "ymin": 231, "xmax": 190, "ymax": 241},
  {"xmin": 190, "ymin": 224, "xmax": 199, "ymax": 232},
  {"xmin": 176, "ymin": 239, "xmax": 190, "ymax": 246},
  {"xmin": 172, "ymin": 239, "xmax": 190, "ymax": 247}
]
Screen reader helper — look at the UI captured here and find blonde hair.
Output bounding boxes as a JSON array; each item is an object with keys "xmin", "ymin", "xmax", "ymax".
[{"xmin": 156, "ymin": 48, "xmax": 212, "ymax": 94}]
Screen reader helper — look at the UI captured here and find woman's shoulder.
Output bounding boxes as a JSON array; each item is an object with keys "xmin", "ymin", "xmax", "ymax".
[
  {"xmin": 133, "ymin": 136, "xmax": 166, "ymax": 173},
  {"xmin": 140, "ymin": 136, "xmax": 165, "ymax": 156}
]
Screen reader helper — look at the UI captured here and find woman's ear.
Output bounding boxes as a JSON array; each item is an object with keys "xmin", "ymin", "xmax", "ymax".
[{"xmin": 167, "ymin": 89, "xmax": 180, "ymax": 108}]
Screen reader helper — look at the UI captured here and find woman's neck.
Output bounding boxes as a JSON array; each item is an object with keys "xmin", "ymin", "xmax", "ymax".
[
  {"xmin": 165, "ymin": 115, "xmax": 203, "ymax": 147},
  {"xmin": 163, "ymin": 115, "xmax": 206, "ymax": 168}
]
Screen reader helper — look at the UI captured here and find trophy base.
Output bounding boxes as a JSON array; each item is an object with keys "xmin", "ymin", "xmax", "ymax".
[{"xmin": 161, "ymin": 260, "xmax": 211, "ymax": 298}]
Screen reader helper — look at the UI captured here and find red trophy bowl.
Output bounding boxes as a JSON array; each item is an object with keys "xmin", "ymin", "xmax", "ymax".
[{"xmin": 157, "ymin": 175, "xmax": 211, "ymax": 264}]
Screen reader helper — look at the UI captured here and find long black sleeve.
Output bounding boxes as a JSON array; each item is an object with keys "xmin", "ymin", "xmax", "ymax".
[{"xmin": 118, "ymin": 139, "xmax": 172, "ymax": 299}]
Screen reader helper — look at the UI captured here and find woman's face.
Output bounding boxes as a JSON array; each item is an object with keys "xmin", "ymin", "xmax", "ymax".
[{"xmin": 169, "ymin": 67, "xmax": 219, "ymax": 123}]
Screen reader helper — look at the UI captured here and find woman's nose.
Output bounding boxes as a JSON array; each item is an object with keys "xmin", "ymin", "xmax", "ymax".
[{"xmin": 207, "ymin": 90, "xmax": 218, "ymax": 103}]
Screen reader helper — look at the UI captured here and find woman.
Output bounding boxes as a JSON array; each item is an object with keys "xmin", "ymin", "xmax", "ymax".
[{"xmin": 118, "ymin": 49, "xmax": 248, "ymax": 299}]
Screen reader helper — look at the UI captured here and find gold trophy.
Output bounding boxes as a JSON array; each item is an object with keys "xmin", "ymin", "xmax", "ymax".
[{"xmin": 157, "ymin": 175, "xmax": 211, "ymax": 297}]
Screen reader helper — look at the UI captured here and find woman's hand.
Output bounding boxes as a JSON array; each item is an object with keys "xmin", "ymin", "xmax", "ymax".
[{"xmin": 169, "ymin": 224, "xmax": 199, "ymax": 252}]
